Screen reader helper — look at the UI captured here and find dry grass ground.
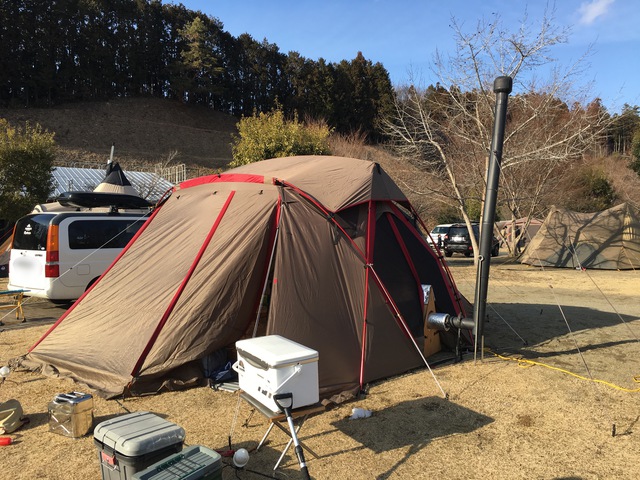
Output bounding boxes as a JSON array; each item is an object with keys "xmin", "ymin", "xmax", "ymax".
[{"xmin": 1, "ymin": 258, "xmax": 638, "ymax": 479}]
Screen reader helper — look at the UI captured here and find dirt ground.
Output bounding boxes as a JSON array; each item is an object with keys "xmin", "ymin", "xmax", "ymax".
[{"xmin": 0, "ymin": 257, "xmax": 639, "ymax": 480}]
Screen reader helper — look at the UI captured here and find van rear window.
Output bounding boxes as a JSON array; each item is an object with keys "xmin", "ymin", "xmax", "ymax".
[
  {"xmin": 68, "ymin": 219, "xmax": 143, "ymax": 249},
  {"xmin": 12, "ymin": 214, "xmax": 53, "ymax": 251},
  {"xmin": 448, "ymin": 227, "xmax": 469, "ymax": 237}
]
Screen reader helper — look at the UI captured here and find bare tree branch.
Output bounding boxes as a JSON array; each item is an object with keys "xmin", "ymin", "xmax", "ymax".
[{"xmin": 383, "ymin": 7, "xmax": 609, "ymax": 261}]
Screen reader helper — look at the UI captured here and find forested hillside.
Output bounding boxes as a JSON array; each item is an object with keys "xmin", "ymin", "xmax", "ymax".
[
  {"xmin": 2, "ymin": 0, "xmax": 640, "ymax": 227},
  {"xmin": 0, "ymin": 0, "xmax": 393, "ymax": 138}
]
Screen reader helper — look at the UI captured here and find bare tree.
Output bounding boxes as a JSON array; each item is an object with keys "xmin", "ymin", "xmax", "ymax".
[
  {"xmin": 136, "ymin": 150, "xmax": 182, "ymax": 201},
  {"xmin": 383, "ymin": 7, "xmax": 609, "ymax": 261}
]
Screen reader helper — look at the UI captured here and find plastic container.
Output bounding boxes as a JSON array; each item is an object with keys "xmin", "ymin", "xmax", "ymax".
[
  {"xmin": 93, "ymin": 411, "xmax": 185, "ymax": 480},
  {"xmin": 48, "ymin": 391, "xmax": 94, "ymax": 437},
  {"xmin": 234, "ymin": 335, "xmax": 319, "ymax": 413},
  {"xmin": 131, "ymin": 445, "xmax": 222, "ymax": 480}
]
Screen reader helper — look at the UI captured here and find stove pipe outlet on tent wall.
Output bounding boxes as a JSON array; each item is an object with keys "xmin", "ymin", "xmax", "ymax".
[{"xmin": 473, "ymin": 76, "xmax": 513, "ymax": 361}]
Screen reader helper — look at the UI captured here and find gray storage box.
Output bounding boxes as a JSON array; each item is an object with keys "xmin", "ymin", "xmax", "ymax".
[
  {"xmin": 132, "ymin": 445, "xmax": 222, "ymax": 480},
  {"xmin": 94, "ymin": 411, "xmax": 185, "ymax": 480},
  {"xmin": 48, "ymin": 391, "xmax": 94, "ymax": 437}
]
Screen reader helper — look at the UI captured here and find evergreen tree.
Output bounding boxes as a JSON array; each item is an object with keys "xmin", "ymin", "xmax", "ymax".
[
  {"xmin": 630, "ymin": 128, "xmax": 640, "ymax": 175},
  {"xmin": 0, "ymin": 1, "xmax": 395, "ymax": 138},
  {"xmin": 607, "ymin": 104, "xmax": 640, "ymax": 154},
  {"xmin": 174, "ymin": 16, "xmax": 225, "ymax": 105}
]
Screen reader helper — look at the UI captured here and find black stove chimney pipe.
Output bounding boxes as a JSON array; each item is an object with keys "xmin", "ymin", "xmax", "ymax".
[{"xmin": 473, "ymin": 76, "xmax": 512, "ymax": 361}]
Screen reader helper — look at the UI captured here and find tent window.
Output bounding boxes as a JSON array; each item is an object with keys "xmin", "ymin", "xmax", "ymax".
[
  {"xmin": 389, "ymin": 212, "xmax": 458, "ymax": 317},
  {"xmin": 334, "ymin": 207, "xmax": 366, "ymax": 240},
  {"xmin": 373, "ymin": 215, "xmax": 423, "ymax": 337}
]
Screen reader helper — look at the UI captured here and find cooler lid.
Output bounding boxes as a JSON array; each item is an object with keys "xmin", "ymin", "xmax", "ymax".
[
  {"xmin": 236, "ymin": 335, "xmax": 318, "ymax": 367},
  {"xmin": 93, "ymin": 411, "xmax": 185, "ymax": 456}
]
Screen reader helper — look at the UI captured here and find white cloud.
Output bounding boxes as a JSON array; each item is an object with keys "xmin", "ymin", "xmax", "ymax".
[{"xmin": 578, "ymin": 0, "xmax": 615, "ymax": 25}]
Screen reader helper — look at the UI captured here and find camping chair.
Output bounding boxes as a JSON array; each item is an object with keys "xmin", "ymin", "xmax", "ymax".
[
  {"xmin": 0, "ymin": 290, "xmax": 28, "ymax": 324},
  {"xmin": 238, "ymin": 391, "xmax": 325, "ymax": 471}
]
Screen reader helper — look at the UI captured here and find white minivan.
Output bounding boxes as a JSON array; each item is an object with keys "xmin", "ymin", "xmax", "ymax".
[
  {"xmin": 426, "ymin": 224, "xmax": 452, "ymax": 248},
  {"xmin": 8, "ymin": 211, "xmax": 148, "ymax": 302}
]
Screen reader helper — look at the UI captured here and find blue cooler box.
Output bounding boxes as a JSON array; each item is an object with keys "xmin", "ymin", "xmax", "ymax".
[
  {"xmin": 132, "ymin": 445, "xmax": 222, "ymax": 480},
  {"xmin": 93, "ymin": 411, "xmax": 185, "ymax": 480}
]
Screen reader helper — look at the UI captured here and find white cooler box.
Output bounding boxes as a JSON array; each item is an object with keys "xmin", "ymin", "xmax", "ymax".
[{"xmin": 234, "ymin": 335, "xmax": 319, "ymax": 413}]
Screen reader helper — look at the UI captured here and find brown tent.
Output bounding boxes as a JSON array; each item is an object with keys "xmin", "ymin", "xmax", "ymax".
[
  {"xmin": 20, "ymin": 156, "xmax": 468, "ymax": 400},
  {"xmin": 520, "ymin": 203, "xmax": 640, "ymax": 270}
]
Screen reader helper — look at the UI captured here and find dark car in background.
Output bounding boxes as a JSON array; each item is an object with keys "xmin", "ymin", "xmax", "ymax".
[{"xmin": 443, "ymin": 223, "xmax": 499, "ymax": 258}]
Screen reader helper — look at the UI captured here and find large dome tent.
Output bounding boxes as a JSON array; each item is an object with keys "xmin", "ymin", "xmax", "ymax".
[{"xmin": 19, "ymin": 156, "xmax": 469, "ymax": 401}]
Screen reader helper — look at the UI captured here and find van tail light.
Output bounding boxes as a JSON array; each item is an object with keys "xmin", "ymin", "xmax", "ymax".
[
  {"xmin": 45, "ymin": 225, "xmax": 60, "ymax": 278},
  {"xmin": 45, "ymin": 262, "xmax": 60, "ymax": 278}
]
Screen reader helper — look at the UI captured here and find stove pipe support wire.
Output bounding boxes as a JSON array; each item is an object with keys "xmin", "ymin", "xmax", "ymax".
[{"xmin": 473, "ymin": 76, "xmax": 513, "ymax": 362}]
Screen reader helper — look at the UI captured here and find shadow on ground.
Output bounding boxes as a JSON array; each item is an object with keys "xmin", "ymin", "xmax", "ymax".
[
  {"xmin": 331, "ymin": 396, "xmax": 492, "ymax": 479},
  {"xmin": 485, "ymin": 302, "xmax": 639, "ymax": 352}
]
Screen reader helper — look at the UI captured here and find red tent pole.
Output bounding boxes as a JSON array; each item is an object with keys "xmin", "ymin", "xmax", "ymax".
[
  {"xmin": 367, "ymin": 265, "xmax": 447, "ymax": 398},
  {"xmin": 275, "ymin": 180, "xmax": 366, "ymax": 259}
]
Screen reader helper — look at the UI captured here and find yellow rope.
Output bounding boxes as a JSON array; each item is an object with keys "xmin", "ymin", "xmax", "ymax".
[{"xmin": 487, "ymin": 350, "xmax": 640, "ymax": 393}]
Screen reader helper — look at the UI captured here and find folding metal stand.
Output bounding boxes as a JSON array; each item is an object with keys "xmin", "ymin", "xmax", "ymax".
[
  {"xmin": 0, "ymin": 289, "xmax": 28, "ymax": 324},
  {"xmin": 239, "ymin": 391, "xmax": 324, "ymax": 471}
]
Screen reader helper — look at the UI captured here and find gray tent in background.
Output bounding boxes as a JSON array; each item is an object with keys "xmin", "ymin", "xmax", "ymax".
[
  {"xmin": 496, "ymin": 217, "xmax": 542, "ymax": 246},
  {"xmin": 20, "ymin": 156, "xmax": 468, "ymax": 400},
  {"xmin": 520, "ymin": 203, "xmax": 640, "ymax": 270}
]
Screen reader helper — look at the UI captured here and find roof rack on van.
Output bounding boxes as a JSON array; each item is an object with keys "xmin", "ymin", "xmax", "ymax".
[{"xmin": 57, "ymin": 191, "xmax": 153, "ymax": 210}]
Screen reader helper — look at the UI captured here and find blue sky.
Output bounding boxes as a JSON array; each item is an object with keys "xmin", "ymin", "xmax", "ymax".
[{"xmin": 167, "ymin": 0, "xmax": 639, "ymax": 114}]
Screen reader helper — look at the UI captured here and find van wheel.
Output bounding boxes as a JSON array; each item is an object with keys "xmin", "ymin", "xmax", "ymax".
[
  {"xmin": 464, "ymin": 252, "xmax": 471, "ymax": 257},
  {"xmin": 445, "ymin": 251, "xmax": 453, "ymax": 257},
  {"xmin": 85, "ymin": 277, "xmax": 100, "ymax": 292},
  {"xmin": 51, "ymin": 299, "xmax": 73, "ymax": 306}
]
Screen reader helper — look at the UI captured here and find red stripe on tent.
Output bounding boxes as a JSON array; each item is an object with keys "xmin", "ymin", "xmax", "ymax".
[
  {"xmin": 274, "ymin": 182, "xmax": 417, "ymax": 386},
  {"xmin": 130, "ymin": 190, "xmax": 236, "ymax": 377},
  {"xmin": 359, "ymin": 201, "xmax": 376, "ymax": 390},
  {"xmin": 28, "ymin": 207, "xmax": 162, "ymax": 353},
  {"xmin": 180, "ymin": 174, "xmax": 266, "ymax": 189},
  {"xmin": 386, "ymin": 213, "xmax": 425, "ymax": 317}
]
